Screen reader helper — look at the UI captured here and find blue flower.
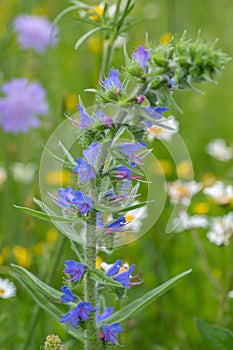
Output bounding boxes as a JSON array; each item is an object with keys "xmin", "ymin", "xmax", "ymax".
[
  {"xmin": 103, "ymin": 68, "xmax": 122, "ymax": 90},
  {"xmin": 114, "ymin": 264, "xmax": 135, "ymax": 289},
  {"xmin": 78, "ymin": 105, "xmax": 94, "ymax": 129},
  {"xmin": 56, "ymin": 187, "xmax": 74, "ymax": 209},
  {"xmin": 106, "ymin": 259, "xmax": 122, "ymax": 277},
  {"xmin": 96, "ymin": 306, "xmax": 114, "ymax": 325},
  {"xmin": 61, "ymin": 286, "xmax": 75, "ymax": 303},
  {"xmin": 72, "ymin": 190, "xmax": 93, "ymax": 215},
  {"xmin": 143, "ymin": 106, "xmax": 169, "ymax": 120},
  {"xmin": 0, "ymin": 78, "xmax": 48, "ymax": 134},
  {"xmin": 74, "ymin": 142, "xmax": 100, "ymax": 183},
  {"xmin": 132, "ymin": 45, "xmax": 150, "ymax": 68},
  {"xmin": 60, "ymin": 302, "xmax": 95, "ymax": 328},
  {"xmin": 102, "ymin": 323, "xmax": 122, "ymax": 344},
  {"xmin": 63, "ymin": 260, "xmax": 85, "ymax": 282},
  {"xmin": 105, "ymin": 260, "xmax": 135, "ymax": 289},
  {"xmin": 74, "ymin": 158, "xmax": 96, "ymax": 183},
  {"xmin": 105, "ymin": 217, "xmax": 126, "ymax": 234}
]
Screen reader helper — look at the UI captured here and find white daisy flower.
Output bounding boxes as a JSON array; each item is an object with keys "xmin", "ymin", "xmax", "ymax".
[
  {"xmin": 166, "ymin": 180, "xmax": 202, "ymax": 205},
  {"xmin": 0, "ymin": 278, "xmax": 16, "ymax": 299},
  {"xmin": 206, "ymin": 139, "xmax": 233, "ymax": 161},
  {"xmin": 147, "ymin": 116, "xmax": 179, "ymax": 142},
  {"xmin": 172, "ymin": 211, "xmax": 209, "ymax": 232},
  {"xmin": 11, "ymin": 162, "xmax": 37, "ymax": 184},
  {"xmin": 124, "ymin": 201, "xmax": 148, "ymax": 232},
  {"xmin": 207, "ymin": 213, "xmax": 233, "ymax": 246},
  {"xmin": 203, "ymin": 181, "xmax": 233, "ymax": 205}
]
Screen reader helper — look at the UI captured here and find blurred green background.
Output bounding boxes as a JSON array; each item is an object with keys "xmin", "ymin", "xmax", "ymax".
[{"xmin": 0, "ymin": 0, "xmax": 233, "ymax": 349}]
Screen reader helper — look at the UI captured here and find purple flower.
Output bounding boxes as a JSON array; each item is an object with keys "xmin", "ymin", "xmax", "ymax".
[
  {"xmin": 102, "ymin": 323, "xmax": 122, "ymax": 344},
  {"xmin": 96, "ymin": 306, "xmax": 114, "ymax": 325},
  {"xmin": 105, "ymin": 217, "xmax": 126, "ymax": 234},
  {"xmin": 78, "ymin": 105, "xmax": 94, "ymax": 129},
  {"xmin": 111, "ymin": 165, "xmax": 132, "ymax": 180},
  {"xmin": 61, "ymin": 286, "xmax": 75, "ymax": 303},
  {"xmin": 103, "ymin": 68, "xmax": 122, "ymax": 90},
  {"xmin": 72, "ymin": 190, "xmax": 93, "ymax": 215},
  {"xmin": 60, "ymin": 302, "xmax": 95, "ymax": 328},
  {"xmin": 56, "ymin": 187, "xmax": 74, "ymax": 209},
  {"xmin": 96, "ymin": 110, "xmax": 113, "ymax": 127},
  {"xmin": 64, "ymin": 260, "xmax": 85, "ymax": 282},
  {"xmin": 0, "ymin": 78, "xmax": 48, "ymax": 134},
  {"xmin": 83, "ymin": 142, "xmax": 100, "ymax": 165},
  {"xmin": 132, "ymin": 45, "xmax": 150, "ymax": 68},
  {"xmin": 117, "ymin": 143, "xmax": 146, "ymax": 161},
  {"xmin": 13, "ymin": 14, "xmax": 58, "ymax": 53}
]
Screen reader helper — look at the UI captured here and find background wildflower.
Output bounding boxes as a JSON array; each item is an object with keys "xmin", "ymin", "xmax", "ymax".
[
  {"xmin": 206, "ymin": 138, "xmax": 233, "ymax": 161},
  {"xmin": 0, "ymin": 277, "xmax": 16, "ymax": 299},
  {"xmin": 0, "ymin": 78, "xmax": 48, "ymax": 134},
  {"xmin": 13, "ymin": 14, "xmax": 58, "ymax": 53}
]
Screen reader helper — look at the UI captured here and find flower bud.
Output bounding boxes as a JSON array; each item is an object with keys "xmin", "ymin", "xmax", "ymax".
[{"xmin": 44, "ymin": 334, "xmax": 63, "ymax": 350}]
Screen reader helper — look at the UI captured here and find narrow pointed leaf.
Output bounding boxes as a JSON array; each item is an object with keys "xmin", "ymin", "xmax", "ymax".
[
  {"xmin": 10, "ymin": 271, "xmax": 85, "ymax": 342},
  {"xmin": 88, "ymin": 269, "xmax": 123, "ymax": 289},
  {"xmin": 10, "ymin": 264, "xmax": 62, "ymax": 301},
  {"xmin": 101, "ymin": 269, "xmax": 192, "ymax": 325},
  {"xmin": 58, "ymin": 141, "xmax": 76, "ymax": 165},
  {"xmin": 75, "ymin": 26, "xmax": 108, "ymax": 50},
  {"xmin": 14, "ymin": 205, "xmax": 74, "ymax": 223}
]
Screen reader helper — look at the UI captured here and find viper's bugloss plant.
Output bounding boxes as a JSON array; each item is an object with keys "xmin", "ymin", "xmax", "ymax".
[{"xmin": 11, "ymin": 1, "xmax": 230, "ymax": 349}]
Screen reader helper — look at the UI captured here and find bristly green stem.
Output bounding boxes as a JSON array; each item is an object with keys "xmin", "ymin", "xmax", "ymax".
[{"xmin": 84, "ymin": 210, "xmax": 97, "ymax": 350}]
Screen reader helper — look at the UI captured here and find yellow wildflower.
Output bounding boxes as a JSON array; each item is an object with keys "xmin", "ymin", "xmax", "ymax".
[
  {"xmin": 96, "ymin": 256, "xmax": 103, "ymax": 269},
  {"xmin": 193, "ymin": 202, "xmax": 210, "ymax": 215},
  {"xmin": 88, "ymin": 5, "xmax": 104, "ymax": 21},
  {"xmin": 45, "ymin": 169, "xmax": 71, "ymax": 186},
  {"xmin": 176, "ymin": 160, "xmax": 193, "ymax": 180},
  {"xmin": 13, "ymin": 245, "xmax": 31, "ymax": 268},
  {"xmin": 46, "ymin": 228, "xmax": 59, "ymax": 243},
  {"xmin": 160, "ymin": 32, "xmax": 173, "ymax": 45}
]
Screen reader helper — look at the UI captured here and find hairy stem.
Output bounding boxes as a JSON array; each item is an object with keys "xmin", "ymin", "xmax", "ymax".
[{"xmin": 84, "ymin": 210, "xmax": 97, "ymax": 350}]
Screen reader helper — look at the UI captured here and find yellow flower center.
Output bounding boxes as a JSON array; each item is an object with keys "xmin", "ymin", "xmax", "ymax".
[
  {"xmin": 0, "ymin": 289, "xmax": 5, "ymax": 296},
  {"xmin": 125, "ymin": 214, "xmax": 134, "ymax": 223},
  {"xmin": 148, "ymin": 125, "xmax": 162, "ymax": 135}
]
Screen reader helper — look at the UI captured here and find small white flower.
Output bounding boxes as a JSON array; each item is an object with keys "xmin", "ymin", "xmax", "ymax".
[
  {"xmin": 172, "ymin": 211, "xmax": 209, "ymax": 232},
  {"xmin": 207, "ymin": 213, "xmax": 233, "ymax": 246},
  {"xmin": 203, "ymin": 181, "xmax": 233, "ymax": 205},
  {"xmin": 147, "ymin": 116, "xmax": 179, "ymax": 142},
  {"xmin": 206, "ymin": 139, "xmax": 233, "ymax": 161},
  {"xmin": 0, "ymin": 278, "xmax": 16, "ymax": 299},
  {"xmin": 0, "ymin": 166, "xmax": 7, "ymax": 185},
  {"xmin": 11, "ymin": 162, "xmax": 37, "ymax": 184},
  {"xmin": 166, "ymin": 180, "xmax": 202, "ymax": 205},
  {"xmin": 125, "ymin": 201, "xmax": 148, "ymax": 232}
]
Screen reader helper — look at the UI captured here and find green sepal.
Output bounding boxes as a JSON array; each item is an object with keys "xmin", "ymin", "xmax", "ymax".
[
  {"xmin": 88, "ymin": 269, "xmax": 123, "ymax": 289},
  {"xmin": 101, "ymin": 269, "xmax": 192, "ymax": 325},
  {"xmin": 195, "ymin": 318, "xmax": 233, "ymax": 350}
]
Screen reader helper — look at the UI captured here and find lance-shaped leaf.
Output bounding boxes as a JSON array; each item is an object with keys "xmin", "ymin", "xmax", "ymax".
[
  {"xmin": 14, "ymin": 205, "xmax": 75, "ymax": 223},
  {"xmin": 75, "ymin": 26, "xmax": 109, "ymax": 50},
  {"xmin": 88, "ymin": 269, "xmax": 123, "ymax": 289},
  {"xmin": 101, "ymin": 269, "xmax": 192, "ymax": 325},
  {"xmin": 195, "ymin": 318, "xmax": 233, "ymax": 350},
  {"xmin": 10, "ymin": 264, "xmax": 62, "ymax": 301},
  {"xmin": 10, "ymin": 270, "xmax": 85, "ymax": 342}
]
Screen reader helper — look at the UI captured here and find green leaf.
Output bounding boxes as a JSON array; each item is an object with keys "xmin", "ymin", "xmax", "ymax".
[
  {"xmin": 88, "ymin": 269, "xmax": 123, "ymax": 289},
  {"xmin": 74, "ymin": 26, "xmax": 109, "ymax": 50},
  {"xmin": 101, "ymin": 269, "xmax": 192, "ymax": 325},
  {"xmin": 10, "ymin": 270, "xmax": 85, "ymax": 342},
  {"xmin": 119, "ymin": 201, "xmax": 151, "ymax": 214},
  {"xmin": 195, "ymin": 318, "xmax": 233, "ymax": 350},
  {"xmin": 58, "ymin": 141, "xmax": 76, "ymax": 165},
  {"xmin": 14, "ymin": 205, "xmax": 75, "ymax": 223},
  {"xmin": 44, "ymin": 146, "xmax": 75, "ymax": 169}
]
